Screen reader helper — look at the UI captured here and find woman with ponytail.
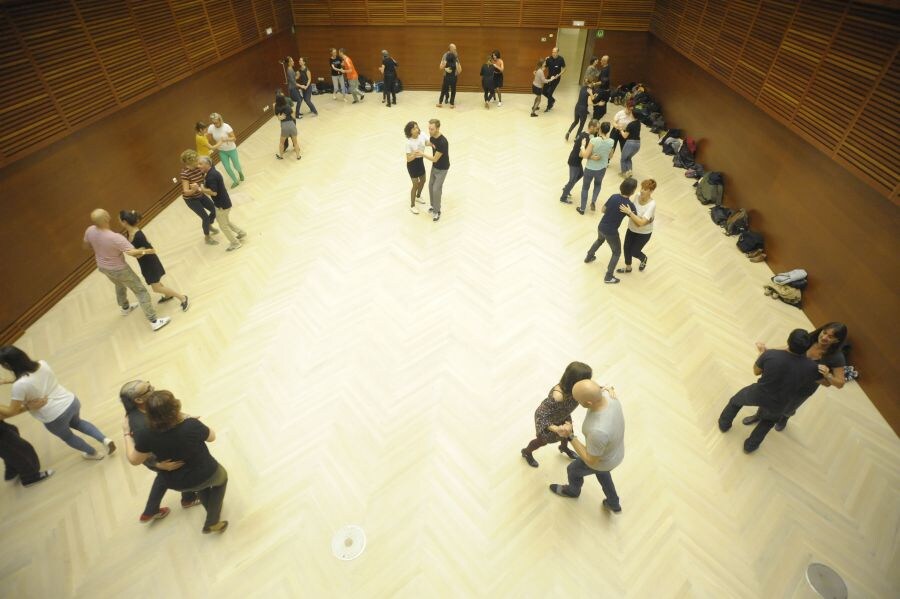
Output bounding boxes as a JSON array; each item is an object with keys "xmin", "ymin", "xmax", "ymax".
[{"xmin": 119, "ymin": 210, "xmax": 189, "ymax": 311}]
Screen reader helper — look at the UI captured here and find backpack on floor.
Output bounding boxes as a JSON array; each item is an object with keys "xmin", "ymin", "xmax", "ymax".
[
  {"xmin": 736, "ymin": 230, "xmax": 764, "ymax": 253},
  {"xmin": 764, "ymin": 283, "xmax": 802, "ymax": 307},
  {"xmin": 710, "ymin": 205, "xmax": 733, "ymax": 226},
  {"xmin": 394, "ymin": 78, "xmax": 403, "ymax": 93},
  {"xmin": 673, "ymin": 137, "xmax": 697, "ymax": 169},
  {"xmin": 696, "ymin": 172, "xmax": 724, "ymax": 205},
  {"xmin": 724, "ymin": 209, "xmax": 749, "ymax": 236}
]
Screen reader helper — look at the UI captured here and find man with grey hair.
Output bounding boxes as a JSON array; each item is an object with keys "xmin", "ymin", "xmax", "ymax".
[
  {"xmin": 83, "ymin": 209, "xmax": 171, "ymax": 331},
  {"xmin": 437, "ymin": 43, "xmax": 461, "ymax": 108},
  {"xmin": 198, "ymin": 157, "xmax": 246, "ymax": 252},
  {"xmin": 599, "ymin": 55, "xmax": 610, "ymax": 89},
  {"xmin": 548, "ymin": 379, "xmax": 624, "ymax": 513}
]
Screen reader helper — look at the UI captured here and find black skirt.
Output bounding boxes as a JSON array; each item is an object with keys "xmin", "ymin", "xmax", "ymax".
[
  {"xmin": 494, "ymin": 73, "xmax": 504, "ymax": 88},
  {"xmin": 137, "ymin": 255, "xmax": 166, "ymax": 285},
  {"xmin": 407, "ymin": 157, "xmax": 425, "ymax": 178}
]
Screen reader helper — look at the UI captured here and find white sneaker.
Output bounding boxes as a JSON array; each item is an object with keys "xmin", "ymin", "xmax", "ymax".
[
  {"xmin": 83, "ymin": 451, "xmax": 105, "ymax": 461},
  {"xmin": 226, "ymin": 242, "xmax": 242, "ymax": 252},
  {"xmin": 410, "ymin": 206, "xmax": 420, "ymax": 215},
  {"xmin": 120, "ymin": 303, "xmax": 138, "ymax": 316},
  {"xmin": 498, "ymin": 101, "xmax": 502, "ymax": 107},
  {"xmin": 205, "ymin": 236, "xmax": 219, "ymax": 245},
  {"xmin": 150, "ymin": 317, "xmax": 171, "ymax": 332}
]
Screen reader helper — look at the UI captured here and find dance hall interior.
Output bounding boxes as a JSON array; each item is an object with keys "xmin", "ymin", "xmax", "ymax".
[{"xmin": 0, "ymin": 1, "xmax": 898, "ymax": 597}]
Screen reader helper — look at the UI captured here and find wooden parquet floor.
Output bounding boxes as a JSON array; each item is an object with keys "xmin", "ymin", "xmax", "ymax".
[{"xmin": 1, "ymin": 88, "xmax": 898, "ymax": 599}]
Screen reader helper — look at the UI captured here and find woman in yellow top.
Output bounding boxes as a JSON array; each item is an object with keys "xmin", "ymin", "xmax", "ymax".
[{"xmin": 195, "ymin": 122, "xmax": 213, "ymax": 157}]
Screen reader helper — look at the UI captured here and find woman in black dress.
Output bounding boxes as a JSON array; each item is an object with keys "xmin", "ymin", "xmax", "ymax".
[
  {"xmin": 480, "ymin": 55, "xmax": 496, "ymax": 109},
  {"xmin": 124, "ymin": 389, "xmax": 228, "ymax": 534},
  {"xmin": 119, "ymin": 210, "xmax": 189, "ymax": 311},
  {"xmin": 491, "ymin": 50, "xmax": 504, "ymax": 106},
  {"xmin": 520, "ymin": 361, "xmax": 593, "ymax": 467}
]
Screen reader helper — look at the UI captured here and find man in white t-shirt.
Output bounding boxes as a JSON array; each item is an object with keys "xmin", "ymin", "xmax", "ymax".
[
  {"xmin": 548, "ymin": 379, "xmax": 625, "ymax": 513},
  {"xmin": 206, "ymin": 113, "xmax": 245, "ymax": 188}
]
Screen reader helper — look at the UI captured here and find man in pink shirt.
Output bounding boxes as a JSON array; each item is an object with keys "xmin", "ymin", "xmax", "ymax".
[{"xmin": 83, "ymin": 209, "xmax": 170, "ymax": 332}]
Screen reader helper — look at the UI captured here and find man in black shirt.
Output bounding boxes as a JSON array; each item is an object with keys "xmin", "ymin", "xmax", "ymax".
[
  {"xmin": 560, "ymin": 120, "xmax": 598, "ymax": 203},
  {"xmin": 543, "ymin": 47, "xmax": 566, "ymax": 111},
  {"xmin": 598, "ymin": 55, "xmax": 610, "ymax": 90},
  {"xmin": 437, "ymin": 44, "xmax": 462, "ymax": 108},
  {"xmin": 424, "ymin": 119, "xmax": 449, "ymax": 222},
  {"xmin": 380, "ymin": 49, "xmax": 399, "ymax": 107},
  {"xmin": 718, "ymin": 330, "xmax": 820, "ymax": 453},
  {"xmin": 329, "ymin": 47, "xmax": 347, "ymax": 101}
]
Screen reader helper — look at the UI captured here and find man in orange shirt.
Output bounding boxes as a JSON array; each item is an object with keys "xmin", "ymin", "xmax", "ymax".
[{"xmin": 339, "ymin": 48, "xmax": 365, "ymax": 104}]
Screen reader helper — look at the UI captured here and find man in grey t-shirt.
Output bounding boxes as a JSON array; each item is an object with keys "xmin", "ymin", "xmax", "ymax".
[{"xmin": 549, "ymin": 379, "xmax": 624, "ymax": 513}]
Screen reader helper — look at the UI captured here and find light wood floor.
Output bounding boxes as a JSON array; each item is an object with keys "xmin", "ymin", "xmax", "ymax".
[{"xmin": 1, "ymin": 88, "xmax": 898, "ymax": 599}]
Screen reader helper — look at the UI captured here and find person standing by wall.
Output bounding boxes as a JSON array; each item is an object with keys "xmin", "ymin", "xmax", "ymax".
[
  {"xmin": 743, "ymin": 323, "xmax": 848, "ymax": 431},
  {"xmin": 578, "ymin": 122, "xmax": 614, "ymax": 215},
  {"xmin": 480, "ymin": 55, "xmax": 496, "ymax": 109},
  {"xmin": 584, "ymin": 178, "xmax": 638, "ymax": 284},
  {"xmin": 0, "ymin": 346, "xmax": 116, "ymax": 460},
  {"xmin": 119, "ymin": 210, "xmax": 189, "ymax": 310},
  {"xmin": 548, "ymin": 380, "xmax": 625, "ymax": 514},
  {"xmin": 424, "ymin": 119, "xmax": 449, "ymax": 222},
  {"xmin": 296, "ymin": 57, "xmax": 318, "ymax": 117},
  {"xmin": 491, "ymin": 50, "xmax": 504, "ymax": 106},
  {"xmin": 543, "ymin": 47, "xmax": 566, "ymax": 111},
  {"xmin": 718, "ymin": 330, "xmax": 820, "ymax": 453},
  {"xmin": 437, "ymin": 43, "xmax": 461, "ymax": 109},
  {"xmin": 520, "ymin": 362, "xmax": 593, "ymax": 468},
  {"xmin": 329, "ymin": 48, "xmax": 347, "ymax": 101},
  {"xmin": 83, "ymin": 208, "xmax": 171, "ymax": 331},
  {"xmin": 380, "ymin": 50, "xmax": 399, "ymax": 107},
  {"xmin": 617, "ymin": 179, "xmax": 657, "ymax": 274},
  {"xmin": 339, "ymin": 49, "xmax": 365, "ymax": 104},
  {"xmin": 199, "ymin": 156, "xmax": 247, "ymax": 252},
  {"xmin": 206, "ymin": 113, "xmax": 244, "ymax": 188},
  {"xmin": 404, "ymin": 121, "xmax": 428, "ymax": 214},
  {"xmin": 180, "ymin": 150, "xmax": 219, "ymax": 245}
]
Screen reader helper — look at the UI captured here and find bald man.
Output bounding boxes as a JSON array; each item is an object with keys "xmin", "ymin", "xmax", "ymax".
[
  {"xmin": 437, "ymin": 43, "xmax": 461, "ymax": 108},
  {"xmin": 83, "ymin": 209, "xmax": 171, "ymax": 332},
  {"xmin": 599, "ymin": 55, "xmax": 610, "ymax": 90},
  {"xmin": 543, "ymin": 47, "xmax": 566, "ymax": 111},
  {"xmin": 548, "ymin": 380, "xmax": 624, "ymax": 513}
]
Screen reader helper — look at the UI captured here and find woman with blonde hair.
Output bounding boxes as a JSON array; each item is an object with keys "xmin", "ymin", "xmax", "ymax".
[
  {"xmin": 520, "ymin": 361, "xmax": 593, "ymax": 467},
  {"xmin": 179, "ymin": 149, "xmax": 219, "ymax": 245},
  {"xmin": 618, "ymin": 178, "xmax": 657, "ymax": 273},
  {"xmin": 206, "ymin": 113, "xmax": 244, "ymax": 188}
]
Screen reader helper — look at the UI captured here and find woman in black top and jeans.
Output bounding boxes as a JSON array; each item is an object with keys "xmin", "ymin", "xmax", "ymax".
[
  {"xmin": 380, "ymin": 50, "xmax": 399, "ymax": 107},
  {"xmin": 124, "ymin": 390, "xmax": 229, "ymax": 534},
  {"xmin": 119, "ymin": 210, "xmax": 189, "ymax": 311},
  {"xmin": 565, "ymin": 77, "xmax": 593, "ymax": 141},
  {"xmin": 296, "ymin": 57, "xmax": 318, "ymax": 117}
]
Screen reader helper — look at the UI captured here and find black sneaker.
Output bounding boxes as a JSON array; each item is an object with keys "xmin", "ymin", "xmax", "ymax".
[
  {"xmin": 576, "ymin": 207, "xmax": 585, "ymax": 215},
  {"xmin": 742, "ymin": 415, "xmax": 760, "ymax": 426},
  {"xmin": 604, "ymin": 276, "xmax": 620, "ymax": 284},
  {"xmin": 639, "ymin": 257, "xmax": 648, "ymax": 271},
  {"xmin": 602, "ymin": 499, "xmax": 622, "ymax": 513},
  {"xmin": 549, "ymin": 484, "xmax": 577, "ymax": 498},
  {"xmin": 22, "ymin": 469, "xmax": 54, "ymax": 487},
  {"xmin": 521, "ymin": 450, "xmax": 538, "ymax": 468},
  {"xmin": 743, "ymin": 440, "xmax": 760, "ymax": 454},
  {"xmin": 432, "ymin": 212, "xmax": 441, "ymax": 222},
  {"xmin": 584, "ymin": 255, "xmax": 596, "ymax": 263},
  {"xmin": 560, "ymin": 198, "xmax": 573, "ymax": 204},
  {"xmin": 181, "ymin": 296, "xmax": 190, "ymax": 312}
]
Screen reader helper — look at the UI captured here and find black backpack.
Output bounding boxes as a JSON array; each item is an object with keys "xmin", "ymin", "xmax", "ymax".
[
  {"xmin": 710, "ymin": 206, "xmax": 732, "ymax": 226},
  {"xmin": 724, "ymin": 209, "xmax": 749, "ymax": 236},
  {"xmin": 736, "ymin": 230, "xmax": 764, "ymax": 252},
  {"xmin": 696, "ymin": 172, "xmax": 724, "ymax": 205}
]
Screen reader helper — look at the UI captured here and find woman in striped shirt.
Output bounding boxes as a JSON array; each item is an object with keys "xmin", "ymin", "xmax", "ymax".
[{"xmin": 179, "ymin": 149, "xmax": 219, "ymax": 245}]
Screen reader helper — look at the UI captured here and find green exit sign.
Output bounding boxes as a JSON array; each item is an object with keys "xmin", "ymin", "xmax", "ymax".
[{"xmin": 596, "ymin": 30, "xmax": 605, "ymax": 39}]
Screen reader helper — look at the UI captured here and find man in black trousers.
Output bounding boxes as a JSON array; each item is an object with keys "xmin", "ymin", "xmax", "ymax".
[
  {"xmin": 0, "ymin": 421, "xmax": 53, "ymax": 486},
  {"xmin": 543, "ymin": 47, "xmax": 566, "ymax": 111},
  {"xmin": 718, "ymin": 329, "xmax": 820, "ymax": 453}
]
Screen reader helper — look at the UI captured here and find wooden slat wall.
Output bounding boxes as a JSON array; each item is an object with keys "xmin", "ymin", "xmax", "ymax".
[
  {"xmin": 290, "ymin": 0, "xmax": 654, "ymax": 30},
  {"xmin": 0, "ymin": 0, "xmax": 292, "ymax": 169},
  {"xmin": 651, "ymin": 0, "xmax": 900, "ymax": 200}
]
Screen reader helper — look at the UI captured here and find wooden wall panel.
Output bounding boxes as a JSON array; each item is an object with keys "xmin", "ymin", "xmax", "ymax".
[
  {"xmin": 651, "ymin": 0, "xmax": 900, "ymax": 199},
  {"xmin": 0, "ymin": 0, "xmax": 292, "ymax": 169},
  {"xmin": 642, "ymin": 35, "xmax": 900, "ymax": 433},
  {"xmin": 590, "ymin": 31, "xmax": 652, "ymax": 88},
  {"xmin": 289, "ymin": 0, "xmax": 654, "ymax": 29},
  {"xmin": 0, "ymin": 31, "xmax": 296, "ymax": 346},
  {"xmin": 295, "ymin": 25, "xmax": 556, "ymax": 92}
]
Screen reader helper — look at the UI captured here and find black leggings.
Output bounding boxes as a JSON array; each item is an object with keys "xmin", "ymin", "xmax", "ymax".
[
  {"xmin": 0, "ymin": 422, "xmax": 42, "ymax": 484},
  {"xmin": 483, "ymin": 84, "xmax": 495, "ymax": 102},
  {"xmin": 567, "ymin": 111, "xmax": 588, "ymax": 137},
  {"xmin": 439, "ymin": 74, "xmax": 457, "ymax": 105},
  {"xmin": 383, "ymin": 75, "xmax": 397, "ymax": 105},
  {"xmin": 184, "ymin": 195, "xmax": 216, "ymax": 236},
  {"xmin": 622, "ymin": 230, "xmax": 652, "ymax": 265}
]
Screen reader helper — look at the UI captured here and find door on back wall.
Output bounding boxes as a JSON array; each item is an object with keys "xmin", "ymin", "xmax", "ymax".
[{"xmin": 554, "ymin": 27, "xmax": 589, "ymax": 88}]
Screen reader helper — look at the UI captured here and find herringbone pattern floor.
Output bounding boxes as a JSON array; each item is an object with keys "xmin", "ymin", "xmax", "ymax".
[{"xmin": 1, "ymin": 88, "xmax": 897, "ymax": 599}]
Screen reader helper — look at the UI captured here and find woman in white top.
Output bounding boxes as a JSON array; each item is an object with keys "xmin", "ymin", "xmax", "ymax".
[
  {"xmin": 618, "ymin": 178, "xmax": 657, "ymax": 273},
  {"xmin": 609, "ymin": 102, "xmax": 636, "ymax": 158},
  {"xmin": 206, "ymin": 113, "xmax": 244, "ymax": 188},
  {"xmin": 404, "ymin": 121, "xmax": 429, "ymax": 214},
  {"xmin": 0, "ymin": 346, "xmax": 114, "ymax": 460}
]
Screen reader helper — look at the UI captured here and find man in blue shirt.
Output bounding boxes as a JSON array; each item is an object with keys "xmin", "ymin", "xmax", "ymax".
[{"xmin": 584, "ymin": 178, "xmax": 638, "ymax": 284}]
